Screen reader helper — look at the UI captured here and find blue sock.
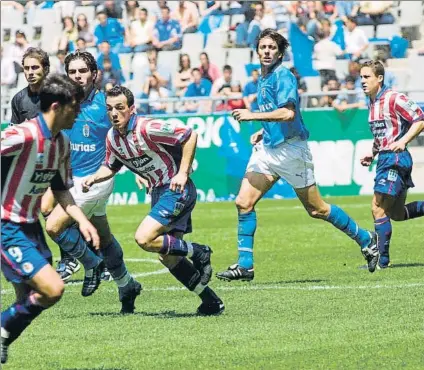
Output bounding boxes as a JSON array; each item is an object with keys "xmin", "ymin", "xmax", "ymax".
[
  {"xmin": 404, "ymin": 201, "xmax": 424, "ymax": 220},
  {"xmin": 54, "ymin": 224, "xmax": 102, "ymax": 269},
  {"xmin": 237, "ymin": 211, "xmax": 257, "ymax": 269},
  {"xmin": 374, "ymin": 217, "xmax": 392, "ymax": 267},
  {"xmin": 102, "ymin": 236, "xmax": 132, "ymax": 287},
  {"xmin": 159, "ymin": 235, "xmax": 189, "ymax": 256},
  {"xmin": 1, "ymin": 295, "xmax": 46, "ymax": 344},
  {"xmin": 326, "ymin": 205, "xmax": 371, "ymax": 249}
]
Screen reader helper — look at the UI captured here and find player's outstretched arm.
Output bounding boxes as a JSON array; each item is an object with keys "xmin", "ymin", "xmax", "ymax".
[
  {"xmin": 81, "ymin": 165, "xmax": 117, "ymax": 193},
  {"xmin": 52, "ymin": 189, "xmax": 100, "ymax": 249},
  {"xmin": 169, "ymin": 131, "xmax": 198, "ymax": 192},
  {"xmin": 232, "ymin": 103, "xmax": 296, "ymax": 123},
  {"xmin": 389, "ymin": 120, "xmax": 424, "ymax": 152}
]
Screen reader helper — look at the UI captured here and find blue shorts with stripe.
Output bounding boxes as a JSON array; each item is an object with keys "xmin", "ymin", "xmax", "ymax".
[
  {"xmin": 149, "ymin": 178, "xmax": 197, "ymax": 234},
  {"xmin": 1, "ymin": 220, "xmax": 52, "ymax": 284},
  {"xmin": 374, "ymin": 150, "xmax": 414, "ymax": 196}
]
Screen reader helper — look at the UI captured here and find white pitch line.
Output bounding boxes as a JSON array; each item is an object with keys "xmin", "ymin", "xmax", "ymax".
[{"xmin": 2, "ymin": 281, "xmax": 423, "ymax": 295}]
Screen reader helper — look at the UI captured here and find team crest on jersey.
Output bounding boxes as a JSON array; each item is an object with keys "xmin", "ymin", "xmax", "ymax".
[
  {"xmin": 261, "ymin": 88, "xmax": 266, "ymax": 97},
  {"xmin": 173, "ymin": 202, "xmax": 185, "ymax": 216},
  {"xmin": 83, "ymin": 124, "xmax": 90, "ymax": 137},
  {"xmin": 388, "ymin": 169, "xmax": 398, "ymax": 182},
  {"xmin": 36, "ymin": 153, "xmax": 44, "ymax": 165},
  {"xmin": 22, "ymin": 262, "xmax": 34, "ymax": 274},
  {"xmin": 160, "ymin": 122, "xmax": 174, "ymax": 134}
]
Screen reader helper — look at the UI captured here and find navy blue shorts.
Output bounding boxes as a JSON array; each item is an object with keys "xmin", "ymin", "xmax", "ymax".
[
  {"xmin": 1, "ymin": 221, "xmax": 52, "ymax": 284},
  {"xmin": 374, "ymin": 151, "xmax": 414, "ymax": 196},
  {"xmin": 149, "ymin": 179, "xmax": 197, "ymax": 234}
]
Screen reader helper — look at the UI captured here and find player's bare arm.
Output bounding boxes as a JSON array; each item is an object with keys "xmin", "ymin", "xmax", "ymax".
[
  {"xmin": 81, "ymin": 165, "xmax": 116, "ymax": 193},
  {"xmin": 389, "ymin": 120, "xmax": 424, "ymax": 152},
  {"xmin": 250, "ymin": 129, "xmax": 264, "ymax": 145},
  {"xmin": 52, "ymin": 189, "xmax": 100, "ymax": 249},
  {"xmin": 169, "ymin": 131, "xmax": 198, "ymax": 192},
  {"xmin": 232, "ymin": 103, "xmax": 295, "ymax": 122}
]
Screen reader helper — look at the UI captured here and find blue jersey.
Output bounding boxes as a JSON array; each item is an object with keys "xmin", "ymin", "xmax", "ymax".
[
  {"xmin": 64, "ymin": 89, "xmax": 111, "ymax": 177},
  {"xmin": 257, "ymin": 63, "xmax": 309, "ymax": 148}
]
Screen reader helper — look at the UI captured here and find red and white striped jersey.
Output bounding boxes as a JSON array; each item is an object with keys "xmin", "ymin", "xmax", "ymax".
[
  {"xmin": 1, "ymin": 115, "xmax": 72, "ymax": 223},
  {"xmin": 105, "ymin": 115, "xmax": 192, "ymax": 188},
  {"xmin": 368, "ymin": 87, "xmax": 424, "ymax": 152}
]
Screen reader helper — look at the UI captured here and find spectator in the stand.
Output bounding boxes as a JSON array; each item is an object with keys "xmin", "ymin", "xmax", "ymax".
[
  {"xmin": 142, "ymin": 48, "xmax": 172, "ymax": 90},
  {"xmin": 332, "ymin": 74, "xmax": 365, "ymax": 112},
  {"xmin": 128, "ymin": 7, "xmax": 153, "ymax": 52},
  {"xmin": 235, "ymin": 2, "xmax": 266, "ymax": 48},
  {"xmin": 320, "ymin": 76, "xmax": 340, "ymax": 107},
  {"xmin": 266, "ymin": 1, "xmax": 291, "ymax": 31},
  {"xmin": 333, "ymin": 1, "xmax": 359, "ymax": 23},
  {"xmin": 356, "ymin": 1, "xmax": 394, "ymax": 27},
  {"xmin": 343, "ymin": 60, "xmax": 362, "ymax": 90},
  {"xmin": 97, "ymin": 41, "xmax": 123, "ymax": 81},
  {"xmin": 211, "ymin": 64, "xmax": 236, "ymax": 96},
  {"xmin": 97, "ymin": 0, "xmax": 124, "ymax": 20},
  {"xmin": 242, "ymin": 69, "xmax": 259, "ymax": 112},
  {"xmin": 291, "ymin": 0, "xmax": 325, "ymax": 40},
  {"xmin": 58, "ymin": 16, "xmax": 79, "ymax": 52},
  {"xmin": 152, "ymin": 6, "xmax": 182, "ymax": 51},
  {"xmin": 172, "ymin": 1, "xmax": 199, "ymax": 34},
  {"xmin": 50, "ymin": 49, "xmax": 66, "ymax": 74},
  {"xmin": 182, "ymin": 67, "xmax": 213, "ymax": 113},
  {"xmin": 1, "ymin": 46, "xmax": 17, "ymax": 89},
  {"xmin": 4, "ymin": 30, "xmax": 31, "ymax": 72},
  {"xmin": 199, "ymin": 52, "xmax": 221, "ymax": 82},
  {"xmin": 216, "ymin": 81, "xmax": 245, "ymax": 111},
  {"xmin": 76, "ymin": 38, "xmax": 87, "ymax": 52},
  {"xmin": 99, "ymin": 57, "xmax": 123, "ymax": 91},
  {"xmin": 143, "ymin": 1, "xmax": 177, "ymax": 22},
  {"xmin": 343, "ymin": 16, "xmax": 369, "ymax": 61},
  {"xmin": 175, "ymin": 53, "xmax": 192, "ymax": 97},
  {"xmin": 314, "ymin": 27, "xmax": 343, "ymax": 87},
  {"xmin": 94, "ymin": 10, "xmax": 127, "ymax": 54},
  {"xmin": 141, "ymin": 75, "xmax": 170, "ymax": 114},
  {"xmin": 76, "ymin": 13, "xmax": 96, "ymax": 48},
  {"xmin": 123, "ymin": 0, "xmax": 140, "ymax": 26},
  {"xmin": 375, "ymin": 52, "xmax": 398, "ymax": 90},
  {"xmin": 290, "ymin": 66, "xmax": 308, "ymax": 94},
  {"xmin": 196, "ymin": 1, "xmax": 222, "ymax": 16}
]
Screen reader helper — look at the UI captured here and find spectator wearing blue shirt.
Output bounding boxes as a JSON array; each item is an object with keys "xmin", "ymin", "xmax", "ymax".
[
  {"xmin": 181, "ymin": 68, "xmax": 212, "ymax": 113},
  {"xmin": 243, "ymin": 69, "xmax": 260, "ymax": 112},
  {"xmin": 94, "ymin": 10, "xmax": 128, "ymax": 54},
  {"xmin": 152, "ymin": 6, "xmax": 182, "ymax": 51},
  {"xmin": 96, "ymin": 41, "xmax": 125, "ymax": 83},
  {"xmin": 332, "ymin": 75, "xmax": 365, "ymax": 112}
]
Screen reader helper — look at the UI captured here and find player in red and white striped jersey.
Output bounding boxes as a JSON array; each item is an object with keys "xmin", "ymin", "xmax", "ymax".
[
  {"xmin": 1, "ymin": 74, "xmax": 99, "ymax": 365},
  {"xmin": 83, "ymin": 86, "xmax": 224, "ymax": 316},
  {"xmin": 360, "ymin": 60, "xmax": 424, "ymax": 269}
]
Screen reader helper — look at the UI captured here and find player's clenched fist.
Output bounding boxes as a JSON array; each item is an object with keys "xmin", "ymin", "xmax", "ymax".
[
  {"xmin": 82, "ymin": 176, "xmax": 96, "ymax": 193},
  {"xmin": 232, "ymin": 109, "xmax": 254, "ymax": 122},
  {"xmin": 360, "ymin": 154, "xmax": 374, "ymax": 167}
]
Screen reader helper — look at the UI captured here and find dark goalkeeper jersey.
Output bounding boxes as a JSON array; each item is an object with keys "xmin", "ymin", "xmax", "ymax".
[{"xmin": 10, "ymin": 86, "xmax": 41, "ymax": 125}]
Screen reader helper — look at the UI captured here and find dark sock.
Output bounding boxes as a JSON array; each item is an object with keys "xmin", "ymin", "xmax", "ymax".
[
  {"xmin": 159, "ymin": 235, "xmax": 192, "ymax": 256},
  {"xmin": 102, "ymin": 236, "xmax": 132, "ymax": 288},
  {"xmin": 168, "ymin": 258, "xmax": 202, "ymax": 292},
  {"xmin": 374, "ymin": 216, "xmax": 392, "ymax": 266},
  {"xmin": 404, "ymin": 201, "xmax": 424, "ymax": 220},
  {"xmin": 1, "ymin": 295, "xmax": 46, "ymax": 344}
]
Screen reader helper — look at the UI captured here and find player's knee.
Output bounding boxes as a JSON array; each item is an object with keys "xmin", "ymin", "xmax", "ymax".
[
  {"xmin": 44, "ymin": 280, "xmax": 65, "ymax": 305},
  {"xmin": 45, "ymin": 221, "xmax": 61, "ymax": 239},
  {"xmin": 371, "ymin": 200, "xmax": 385, "ymax": 218},
  {"xmin": 134, "ymin": 232, "xmax": 152, "ymax": 251},
  {"xmin": 235, "ymin": 195, "xmax": 254, "ymax": 213}
]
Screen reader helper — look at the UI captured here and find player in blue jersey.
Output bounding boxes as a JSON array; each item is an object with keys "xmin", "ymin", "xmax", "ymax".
[
  {"xmin": 359, "ymin": 60, "xmax": 424, "ymax": 268},
  {"xmin": 43, "ymin": 51, "xmax": 141, "ymax": 313},
  {"xmin": 216, "ymin": 29, "xmax": 379, "ymax": 281}
]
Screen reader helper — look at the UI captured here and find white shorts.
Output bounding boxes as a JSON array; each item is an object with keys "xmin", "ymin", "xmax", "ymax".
[
  {"xmin": 70, "ymin": 176, "xmax": 115, "ymax": 218},
  {"xmin": 246, "ymin": 139, "xmax": 315, "ymax": 189}
]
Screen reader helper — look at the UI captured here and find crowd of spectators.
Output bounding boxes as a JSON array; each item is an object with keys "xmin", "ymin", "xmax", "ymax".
[{"xmin": 0, "ymin": 0, "xmax": 412, "ymax": 114}]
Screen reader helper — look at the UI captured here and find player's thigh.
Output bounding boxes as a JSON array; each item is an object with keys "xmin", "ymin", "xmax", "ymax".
[
  {"xmin": 44, "ymin": 203, "xmax": 75, "ymax": 238},
  {"xmin": 135, "ymin": 215, "xmax": 171, "ymax": 247},
  {"xmin": 90, "ymin": 215, "xmax": 113, "ymax": 246},
  {"xmin": 295, "ymin": 184, "xmax": 330, "ymax": 218},
  {"xmin": 236, "ymin": 172, "xmax": 277, "ymax": 210},
  {"xmin": 40, "ymin": 188, "xmax": 56, "ymax": 216},
  {"xmin": 27, "ymin": 264, "xmax": 64, "ymax": 302},
  {"xmin": 372, "ymin": 191, "xmax": 405, "ymax": 220}
]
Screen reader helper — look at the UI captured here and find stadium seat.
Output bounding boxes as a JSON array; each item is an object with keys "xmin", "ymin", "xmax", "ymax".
[
  {"xmin": 335, "ymin": 59, "xmax": 349, "ymax": 80},
  {"xmin": 226, "ymin": 48, "xmax": 252, "ymax": 85},
  {"xmin": 398, "ymin": 1, "xmax": 423, "ymax": 27},
  {"xmin": 182, "ymin": 33, "xmax": 204, "ymax": 63},
  {"xmin": 74, "ymin": 6, "xmax": 95, "ymax": 22},
  {"xmin": 376, "ymin": 24, "xmax": 401, "ymax": 39},
  {"xmin": 357, "ymin": 25, "xmax": 375, "ymax": 39},
  {"xmin": 119, "ymin": 53, "xmax": 133, "ymax": 82},
  {"xmin": 40, "ymin": 23, "xmax": 62, "ymax": 54},
  {"xmin": 32, "ymin": 8, "xmax": 61, "ymax": 26},
  {"xmin": 1, "ymin": 6, "xmax": 24, "ymax": 28},
  {"xmin": 304, "ymin": 76, "xmax": 321, "ymax": 93},
  {"xmin": 131, "ymin": 53, "xmax": 149, "ymax": 94}
]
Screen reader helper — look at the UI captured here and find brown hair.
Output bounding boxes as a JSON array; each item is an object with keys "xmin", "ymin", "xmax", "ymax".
[
  {"xmin": 360, "ymin": 60, "xmax": 385, "ymax": 85},
  {"xmin": 22, "ymin": 47, "xmax": 50, "ymax": 74}
]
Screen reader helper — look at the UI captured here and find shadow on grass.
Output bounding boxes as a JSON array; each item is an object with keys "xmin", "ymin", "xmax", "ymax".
[
  {"xmin": 358, "ymin": 263, "xmax": 424, "ymax": 270},
  {"xmin": 89, "ymin": 310, "xmax": 198, "ymax": 319},
  {"xmin": 252, "ymin": 279, "xmax": 326, "ymax": 285}
]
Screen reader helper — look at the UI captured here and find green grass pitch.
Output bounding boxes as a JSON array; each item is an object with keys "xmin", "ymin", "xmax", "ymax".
[{"xmin": 1, "ymin": 195, "xmax": 423, "ymax": 370}]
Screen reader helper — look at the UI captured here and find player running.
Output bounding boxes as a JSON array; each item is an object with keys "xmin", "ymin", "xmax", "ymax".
[
  {"xmin": 82, "ymin": 85, "xmax": 225, "ymax": 316},
  {"xmin": 359, "ymin": 60, "xmax": 424, "ymax": 268},
  {"xmin": 44, "ymin": 51, "xmax": 141, "ymax": 312},
  {"xmin": 216, "ymin": 29, "xmax": 379, "ymax": 282},
  {"xmin": 1, "ymin": 74, "xmax": 100, "ymax": 364}
]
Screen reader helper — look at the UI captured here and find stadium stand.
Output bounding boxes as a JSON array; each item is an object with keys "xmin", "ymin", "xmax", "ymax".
[{"xmin": 1, "ymin": 0, "xmax": 424, "ymax": 122}]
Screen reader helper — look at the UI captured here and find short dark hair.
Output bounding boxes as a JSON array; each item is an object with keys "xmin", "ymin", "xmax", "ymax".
[
  {"xmin": 22, "ymin": 47, "xmax": 50, "ymax": 74},
  {"xmin": 256, "ymin": 29, "xmax": 290, "ymax": 59},
  {"xmin": 96, "ymin": 10, "xmax": 107, "ymax": 16},
  {"xmin": 360, "ymin": 60, "xmax": 385, "ymax": 84},
  {"xmin": 346, "ymin": 16, "xmax": 357, "ymax": 25},
  {"xmin": 39, "ymin": 73, "xmax": 84, "ymax": 112},
  {"xmin": 64, "ymin": 50, "xmax": 98, "ymax": 74},
  {"xmin": 161, "ymin": 5, "xmax": 170, "ymax": 12},
  {"xmin": 223, "ymin": 65, "xmax": 232, "ymax": 72},
  {"xmin": 345, "ymin": 75, "xmax": 356, "ymax": 84},
  {"xmin": 106, "ymin": 85, "xmax": 135, "ymax": 107},
  {"xmin": 76, "ymin": 37, "xmax": 86, "ymax": 44},
  {"xmin": 140, "ymin": 7, "xmax": 148, "ymax": 14},
  {"xmin": 192, "ymin": 67, "xmax": 201, "ymax": 74}
]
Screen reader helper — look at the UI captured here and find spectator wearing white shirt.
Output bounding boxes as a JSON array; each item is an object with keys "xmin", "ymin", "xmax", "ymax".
[
  {"xmin": 344, "ymin": 15, "xmax": 369, "ymax": 61},
  {"xmin": 1, "ymin": 46, "xmax": 17, "ymax": 89},
  {"xmin": 4, "ymin": 30, "xmax": 31, "ymax": 73},
  {"xmin": 172, "ymin": 1, "xmax": 199, "ymax": 34},
  {"xmin": 314, "ymin": 28, "xmax": 343, "ymax": 87},
  {"xmin": 128, "ymin": 7, "xmax": 154, "ymax": 52}
]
